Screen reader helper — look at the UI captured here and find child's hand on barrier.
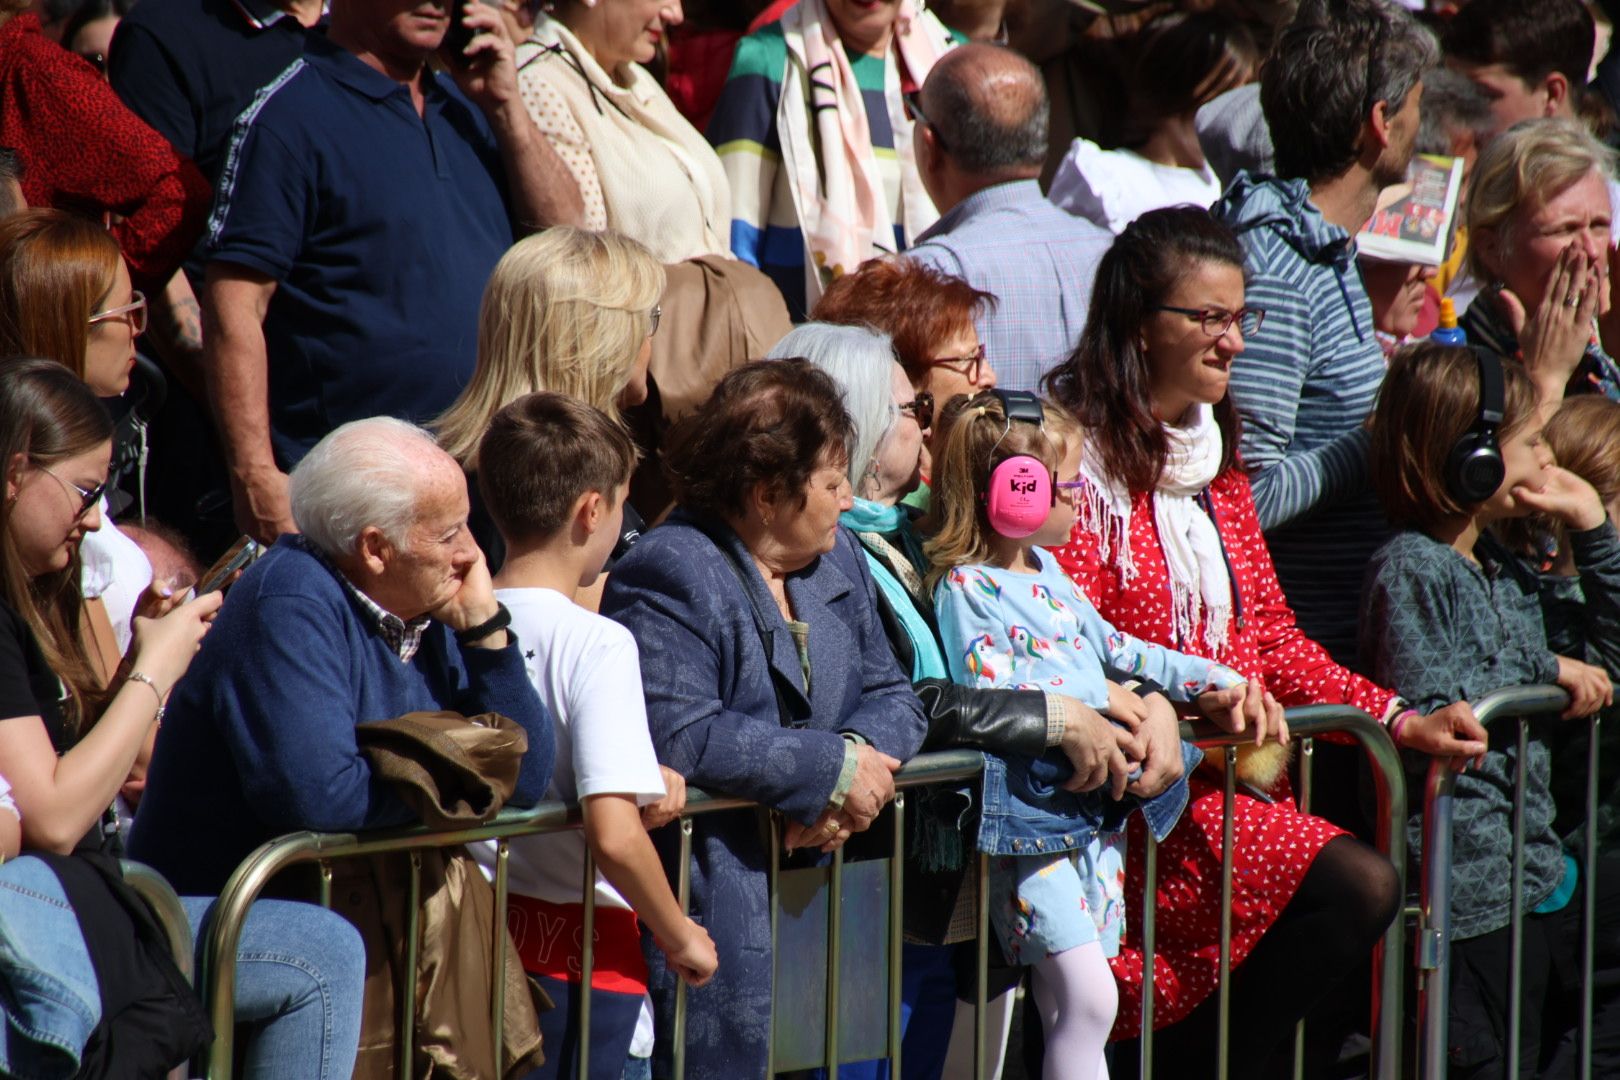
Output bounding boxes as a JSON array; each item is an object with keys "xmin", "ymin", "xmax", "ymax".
[
  {"xmin": 1395, "ymin": 702, "xmax": 1487, "ymax": 771},
  {"xmin": 660, "ymin": 918, "xmax": 719, "ymax": 988},
  {"xmin": 1512, "ymin": 465, "xmax": 1606, "ymax": 531},
  {"xmin": 1198, "ymin": 679, "xmax": 1288, "ymax": 747},
  {"xmin": 641, "ymin": 765, "xmax": 687, "ymax": 831},
  {"xmin": 1555, "ymin": 655, "xmax": 1613, "ymax": 718},
  {"xmin": 1103, "ymin": 681, "xmax": 1149, "ymax": 732}
]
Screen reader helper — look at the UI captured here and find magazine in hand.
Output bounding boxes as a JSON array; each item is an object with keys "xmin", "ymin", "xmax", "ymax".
[{"xmin": 1357, "ymin": 154, "xmax": 1464, "ymax": 266}]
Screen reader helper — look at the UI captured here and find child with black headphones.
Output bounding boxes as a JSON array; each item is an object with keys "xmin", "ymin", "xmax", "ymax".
[
  {"xmin": 1364, "ymin": 341, "xmax": 1619, "ymax": 1076},
  {"xmin": 925, "ymin": 389, "xmax": 1262, "ymax": 1079}
]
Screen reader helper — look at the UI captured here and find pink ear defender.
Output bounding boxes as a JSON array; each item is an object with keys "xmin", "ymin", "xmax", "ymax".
[{"xmin": 982, "ymin": 390, "xmax": 1055, "ymax": 539}]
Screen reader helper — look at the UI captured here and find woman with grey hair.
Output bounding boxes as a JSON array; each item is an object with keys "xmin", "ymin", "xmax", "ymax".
[
  {"xmin": 770, "ymin": 322, "xmax": 1193, "ymax": 1076},
  {"xmin": 1461, "ymin": 117, "xmax": 1620, "ymax": 411}
]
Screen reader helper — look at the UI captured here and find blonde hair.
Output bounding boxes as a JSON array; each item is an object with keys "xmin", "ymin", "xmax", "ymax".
[
  {"xmin": 1465, "ymin": 118, "xmax": 1617, "ymax": 283},
  {"xmin": 433, "ymin": 228, "xmax": 665, "ymax": 470},
  {"xmin": 924, "ymin": 391, "xmax": 1079, "ymax": 590}
]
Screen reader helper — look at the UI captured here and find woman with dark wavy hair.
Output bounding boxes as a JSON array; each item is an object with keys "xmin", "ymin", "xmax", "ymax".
[{"xmin": 1044, "ymin": 205, "xmax": 1486, "ymax": 1077}]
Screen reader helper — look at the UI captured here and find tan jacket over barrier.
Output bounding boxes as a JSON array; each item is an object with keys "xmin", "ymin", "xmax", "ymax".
[{"xmin": 331, "ymin": 710, "xmax": 549, "ymax": 1080}]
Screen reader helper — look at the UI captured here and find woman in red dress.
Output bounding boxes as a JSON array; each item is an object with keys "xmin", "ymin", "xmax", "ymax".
[{"xmin": 1043, "ymin": 206, "xmax": 1490, "ymax": 1077}]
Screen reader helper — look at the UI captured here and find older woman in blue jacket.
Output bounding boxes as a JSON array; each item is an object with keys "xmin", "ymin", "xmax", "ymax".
[{"xmin": 602, "ymin": 359, "xmax": 928, "ymax": 1079}]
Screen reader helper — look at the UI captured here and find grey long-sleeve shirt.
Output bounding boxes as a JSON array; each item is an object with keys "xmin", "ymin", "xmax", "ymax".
[{"xmin": 1360, "ymin": 522, "xmax": 1620, "ymax": 938}]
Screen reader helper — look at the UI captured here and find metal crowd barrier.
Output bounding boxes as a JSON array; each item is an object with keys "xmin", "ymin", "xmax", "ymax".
[
  {"xmin": 121, "ymin": 859, "xmax": 196, "ymax": 1080},
  {"xmin": 1135, "ymin": 705, "xmax": 1408, "ymax": 1080},
  {"xmin": 1416, "ymin": 684, "xmax": 1596, "ymax": 1080},
  {"xmin": 198, "ymin": 708, "xmax": 1406, "ymax": 1080}
]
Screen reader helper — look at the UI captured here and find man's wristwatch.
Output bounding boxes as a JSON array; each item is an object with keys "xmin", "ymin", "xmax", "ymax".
[{"xmin": 455, "ymin": 603, "xmax": 512, "ymax": 646}]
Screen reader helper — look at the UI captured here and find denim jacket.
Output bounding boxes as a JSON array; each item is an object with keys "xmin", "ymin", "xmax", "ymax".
[
  {"xmin": 0, "ymin": 856, "xmax": 99, "ymax": 1078},
  {"xmin": 977, "ymin": 742, "xmax": 1204, "ymax": 855}
]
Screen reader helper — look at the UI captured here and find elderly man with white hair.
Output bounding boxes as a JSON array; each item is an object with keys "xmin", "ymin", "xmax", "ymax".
[{"xmin": 128, "ymin": 418, "xmax": 554, "ymax": 895}]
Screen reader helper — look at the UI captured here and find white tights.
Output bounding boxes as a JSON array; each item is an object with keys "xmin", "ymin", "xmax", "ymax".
[{"xmin": 1030, "ymin": 942, "xmax": 1116, "ymax": 1080}]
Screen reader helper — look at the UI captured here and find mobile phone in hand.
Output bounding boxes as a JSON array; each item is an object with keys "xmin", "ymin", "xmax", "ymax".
[
  {"xmin": 442, "ymin": 0, "xmax": 480, "ymax": 68},
  {"xmin": 197, "ymin": 537, "xmax": 261, "ymax": 597}
]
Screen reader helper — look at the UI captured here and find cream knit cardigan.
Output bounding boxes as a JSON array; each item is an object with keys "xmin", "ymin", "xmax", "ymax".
[{"xmin": 515, "ymin": 19, "xmax": 733, "ymax": 263}]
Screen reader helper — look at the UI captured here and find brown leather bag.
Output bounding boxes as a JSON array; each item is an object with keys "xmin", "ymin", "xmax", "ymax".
[{"xmin": 330, "ymin": 710, "xmax": 550, "ymax": 1080}]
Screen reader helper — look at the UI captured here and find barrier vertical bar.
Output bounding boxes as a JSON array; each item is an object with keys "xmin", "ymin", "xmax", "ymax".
[
  {"xmin": 974, "ymin": 850, "xmax": 989, "ymax": 1080},
  {"xmin": 1419, "ymin": 761, "xmax": 1455, "ymax": 1080},
  {"xmin": 826, "ymin": 844, "xmax": 846, "ymax": 1076},
  {"xmin": 767, "ymin": 813, "xmax": 780, "ymax": 1079},
  {"xmin": 318, "ymin": 860, "xmax": 332, "ymax": 909},
  {"xmin": 1216, "ymin": 746, "xmax": 1237, "ymax": 1080},
  {"xmin": 492, "ymin": 839, "xmax": 511, "ymax": 1060},
  {"xmin": 1506, "ymin": 720, "xmax": 1529, "ymax": 1080},
  {"xmin": 400, "ymin": 850, "xmax": 422, "ymax": 1077},
  {"xmin": 1139, "ymin": 831, "xmax": 1158, "ymax": 1080},
  {"xmin": 889, "ymin": 794, "xmax": 906, "ymax": 1075},
  {"xmin": 1293, "ymin": 738, "xmax": 1314, "ymax": 1080},
  {"xmin": 1582, "ymin": 714, "xmax": 1600, "ymax": 1078},
  {"xmin": 579, "ymin": 847, "xmax": 597, "ymax": 1079},
  {"xmin": 674, "ymin": 816, "xmax": 694, "ymax": 1080}
]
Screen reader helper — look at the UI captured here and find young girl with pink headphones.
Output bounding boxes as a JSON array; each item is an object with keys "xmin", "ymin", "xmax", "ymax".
[{"xmin": 926, "ymin": 389, "xmax": 1271, "ymax": 1079}]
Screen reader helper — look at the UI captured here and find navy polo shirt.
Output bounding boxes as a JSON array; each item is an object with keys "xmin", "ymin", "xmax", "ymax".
[
  {"xmin": 205, "ymin": 34, "xmax": 513, "ymax": 465},
  {"xmin": 108, "ymin": 0, "xmax": 317, "ymax": 191}
]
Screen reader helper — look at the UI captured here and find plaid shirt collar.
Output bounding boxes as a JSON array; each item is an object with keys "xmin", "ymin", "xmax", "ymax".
[{"xmin": 293, "ymin": 536, "xmax": 430, "ymax": 662}]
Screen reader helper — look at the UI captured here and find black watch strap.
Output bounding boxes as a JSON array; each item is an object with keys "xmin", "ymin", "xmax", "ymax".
[{"xmin": 455, "ymin": 602, "xmax": 512, "ymax": 646}]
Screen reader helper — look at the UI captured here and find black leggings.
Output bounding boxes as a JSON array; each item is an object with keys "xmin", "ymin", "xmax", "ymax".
[{"xmin": 1113, "ymin": 835, "xmax": 1400, "ymax": 1080}]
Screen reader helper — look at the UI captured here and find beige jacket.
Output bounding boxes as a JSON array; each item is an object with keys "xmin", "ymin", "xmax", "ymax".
[{"xmin": 516, "ymin": 19, "xmax": 732, "ymax": 263}]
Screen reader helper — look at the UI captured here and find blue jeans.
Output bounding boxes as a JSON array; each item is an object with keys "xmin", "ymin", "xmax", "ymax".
[
  {"xmin": 0, "ymin": 856, "xmax": 99, "ymax": 1078},
  {"xmin": 181, "ymin": 896, "xmax": 365, "ymax": 1080}
]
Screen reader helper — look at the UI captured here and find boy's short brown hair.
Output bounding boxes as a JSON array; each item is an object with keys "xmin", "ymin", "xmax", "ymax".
[
  {"xmin": 476, "ymin": 392, "xmax": 639, "ymax": 546},
  {"xmin": 1369, "ymin": 342, "xmax": 1537, "ymax": 533}
]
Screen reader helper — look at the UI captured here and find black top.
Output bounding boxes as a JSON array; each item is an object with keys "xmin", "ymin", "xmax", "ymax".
[
  {"xmin": 0, "ymin": 598, "xmax": 67, "ymax": 752},
  {"xmin": 108, "ymin": 0, "xmax": 318, "ymax": 190}
]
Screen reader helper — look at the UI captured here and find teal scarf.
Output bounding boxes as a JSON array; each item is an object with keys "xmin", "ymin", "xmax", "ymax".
[{"xmin": 842, "ymin": 498, "xmax": 946, "ymax": 681}]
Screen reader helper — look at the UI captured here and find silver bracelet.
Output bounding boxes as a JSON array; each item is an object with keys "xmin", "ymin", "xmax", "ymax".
[{"xmin": 126, "ymin": 671, "xmax": 166, "ymax": 724}]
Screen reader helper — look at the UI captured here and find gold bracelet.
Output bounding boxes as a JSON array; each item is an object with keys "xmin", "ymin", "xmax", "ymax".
[{"xmin": 126, "ymin": 670, "xmax": 166, "ymax": 725}]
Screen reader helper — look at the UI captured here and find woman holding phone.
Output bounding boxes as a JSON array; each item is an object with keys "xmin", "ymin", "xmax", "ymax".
[{"xmin": 0, "ymin": 357, "xmax": 366, "ymax": 1077}]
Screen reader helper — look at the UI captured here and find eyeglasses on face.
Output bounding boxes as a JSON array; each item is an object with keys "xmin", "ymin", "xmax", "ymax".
[
  {"xmin": 902, "ymin": 90, "xmax": 948, "ymax": 151},
  {"xmin": 89, "ymin": 291, "xmax": 148, "ymax": 336},
  {"xmin": 923, "ymin": 342, "xmax": 986, "ymax": 384},
  {"xmin": 1151, "ymin": 305, "xmax": 1264, "ymax": 339},
  {"xmin": 38, "ymin": 464, "xmax": 109, "ymax": 520},
  {"xmin": 897, "ymin": 390, "xmax": 934, "ymax": 429},
  {"xmin": 1053, "ymin": 478, "xmax": 1086, "ymax": 507}
]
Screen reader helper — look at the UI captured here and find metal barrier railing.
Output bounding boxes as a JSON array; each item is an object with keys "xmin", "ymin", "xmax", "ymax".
[
  {"xmin": 1416, "ymin": 684, "xmax": 1596, "ymax": 1080},
  {"xmin": 1135, "ymin": 706, "xmax": 1408, "ymax": 1080},
  {"xmin": 121, "ymin": 859, "xmax": 197, "ymax": 1080},
  {"xmin": 198, "ymin": 708, "xmax": 1406, "ymax": 1080}
]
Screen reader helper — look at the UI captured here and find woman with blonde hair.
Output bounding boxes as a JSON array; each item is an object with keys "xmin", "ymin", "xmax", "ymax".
[
  {"xmin": 1461, "ymin": 118, "xmax": 1620, "ymax": 411},
  {"xmin": 434, "ymin": 226, "xmax": 665, "ymax": 569}
]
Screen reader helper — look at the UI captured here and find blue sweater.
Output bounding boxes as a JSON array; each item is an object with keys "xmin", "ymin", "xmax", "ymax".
[
  {"xmin": 1213, "ymin": 172, "xmax": 1389, "ymax": 665},
  {"xmin": 128, "ymin": 538, "xmax": 553, "ymax": 895}
]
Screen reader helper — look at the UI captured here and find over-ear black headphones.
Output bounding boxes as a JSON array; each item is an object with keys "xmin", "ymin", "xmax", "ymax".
[{"xmin": 1444, "ymin": 347, "xmax": 1506, "ymax": 505}]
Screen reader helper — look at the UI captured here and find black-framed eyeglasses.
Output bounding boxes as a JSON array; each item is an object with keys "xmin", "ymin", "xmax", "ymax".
[
  {"xmin": 1151, "ymin": 305, "xmax": 1265, "ymax": 339},
  {"xmin": 39, "ymin": 465, "xmax": 109, "ymax": 519},
  {"xmin": 923, "ymin": 342, "xmax": 985, "ymax": 384},
  {"xmin": 898, "ymin": 390, "xmax": 934, "ymax": 430},
  {"xmin": 902, "ymin": 90, "xmax": 948, "ymax": 151},
  {"xmin": 646, "ymin": 305, "xmax": 662, "ymax": 338}
]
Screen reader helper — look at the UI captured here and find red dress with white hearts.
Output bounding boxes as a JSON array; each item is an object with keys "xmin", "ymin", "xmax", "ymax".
[{"xmin": 1051, "ymin": 467, "xmax": 1397, "ymax": 1038}]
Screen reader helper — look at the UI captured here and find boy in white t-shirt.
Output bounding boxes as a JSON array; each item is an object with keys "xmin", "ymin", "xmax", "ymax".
[{"xmin": 473, "ymin": 393, "xmax": 718, "ymax": 1079}]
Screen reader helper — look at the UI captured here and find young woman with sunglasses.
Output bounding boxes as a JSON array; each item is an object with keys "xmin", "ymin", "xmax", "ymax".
[{"xmin": 0, "ymin": 358, "xmax": 365, "ymax": 1076}]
